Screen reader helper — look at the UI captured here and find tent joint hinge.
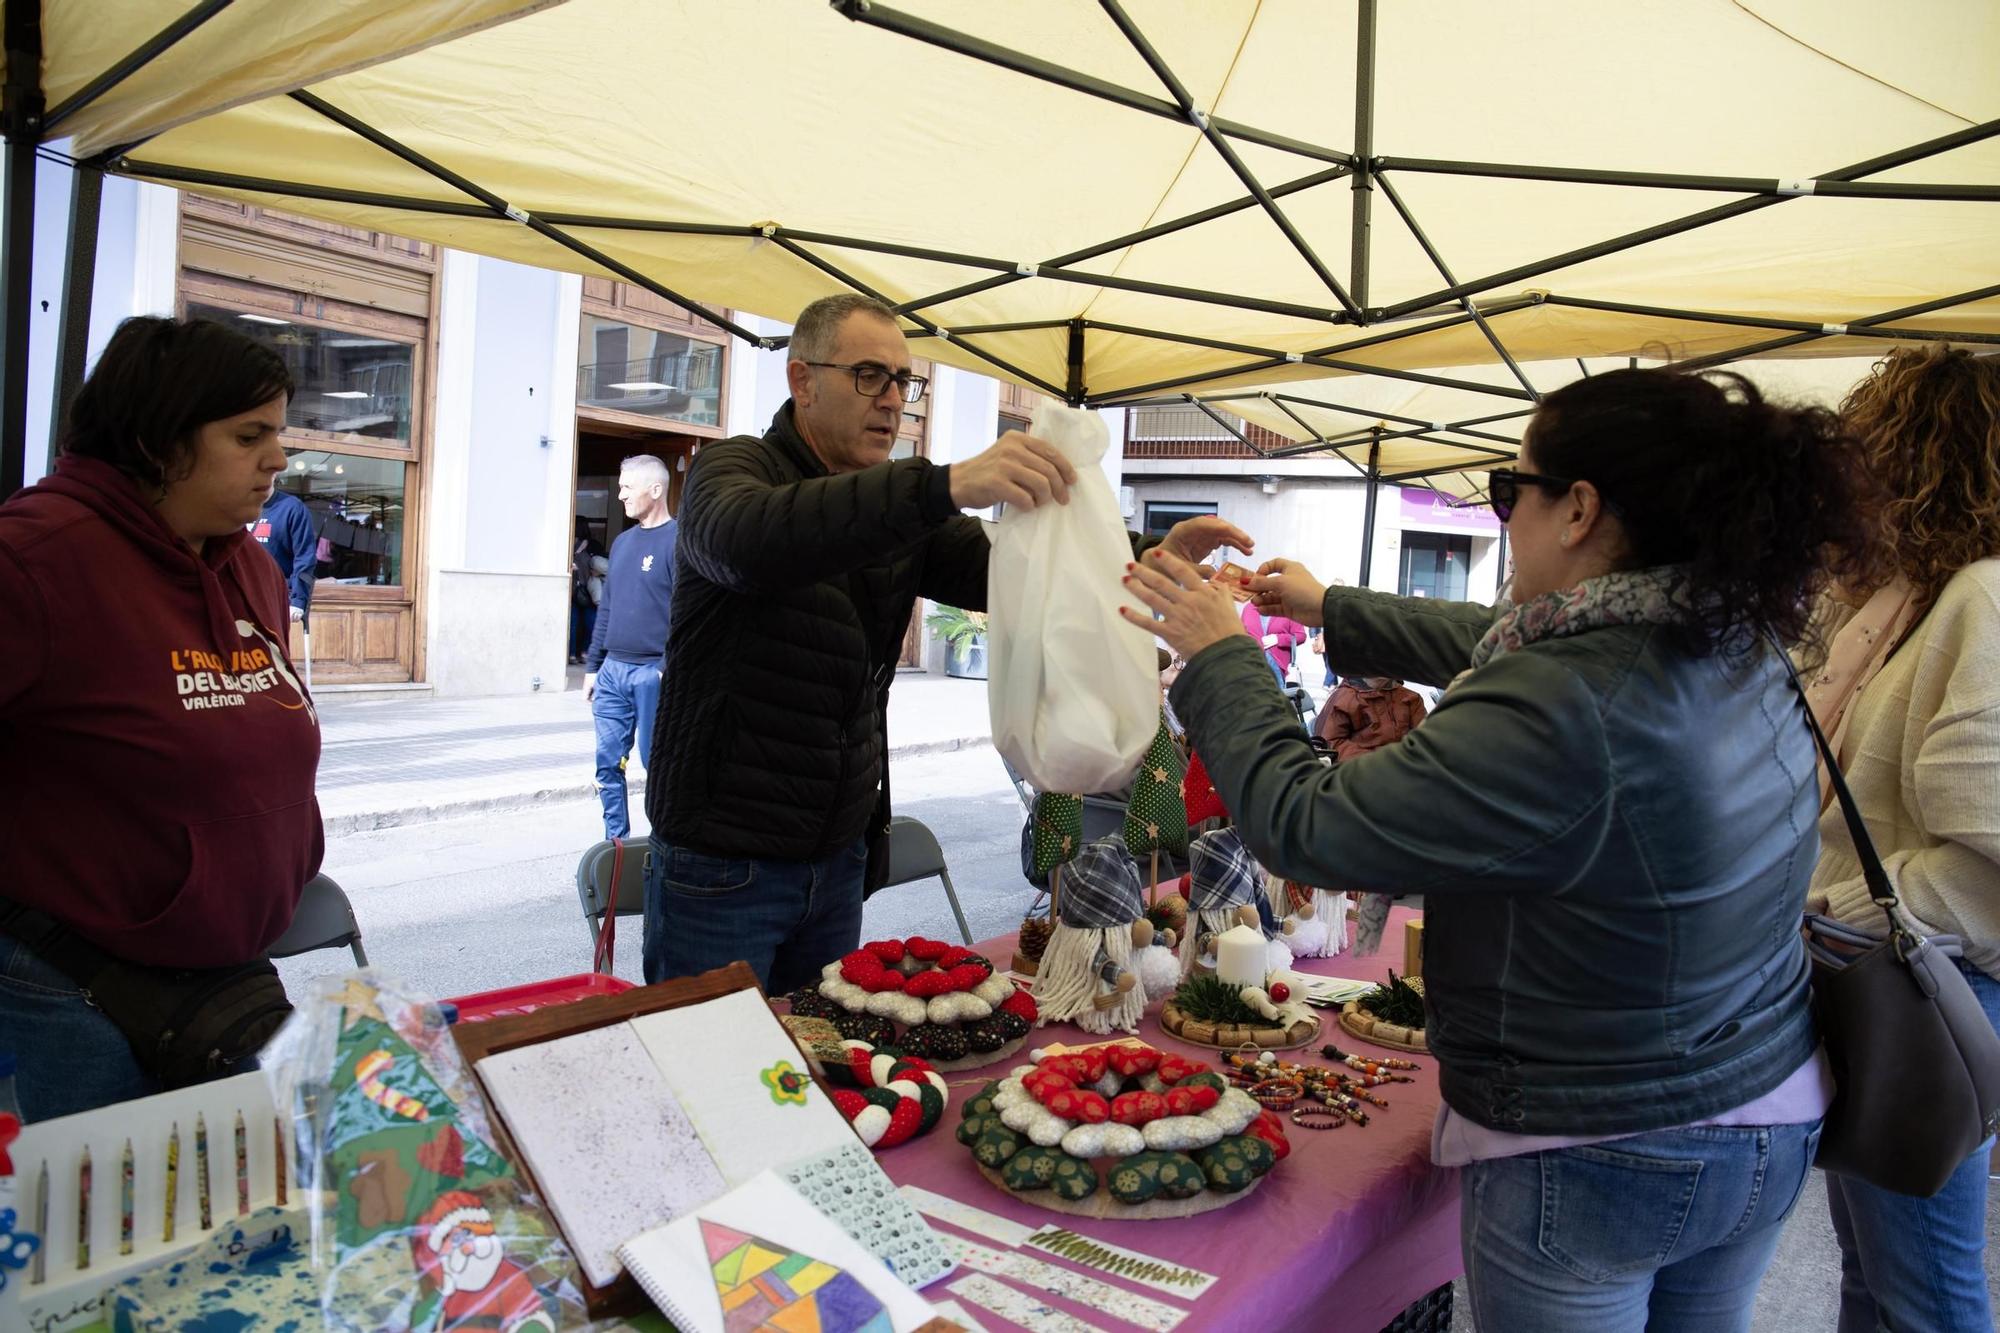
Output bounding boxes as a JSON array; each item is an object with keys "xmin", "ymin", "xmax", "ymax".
[
  {"xmin": 1777, "ymin": 179, "xmax": 1818, "ymax": 197},
  {"xmin": 1821, "ymin": 323, "xmax": 1849, "ymax": 336},
  {"xmin": 502, "ymin": 204, "xmax": 531, "ymax": 224}
]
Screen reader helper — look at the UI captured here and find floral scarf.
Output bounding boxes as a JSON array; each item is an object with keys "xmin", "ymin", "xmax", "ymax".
[{"xmin": 1452, "ymin": 566, "xmax": 1691, "ymax": 690}]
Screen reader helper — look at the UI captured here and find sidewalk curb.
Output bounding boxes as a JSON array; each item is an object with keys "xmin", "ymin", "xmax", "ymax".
[{"xmin": 322, "ymin": 735, "xmax": 995, "ymax": 836}]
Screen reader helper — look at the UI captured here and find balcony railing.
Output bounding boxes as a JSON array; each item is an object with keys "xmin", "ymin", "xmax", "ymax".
[{"xmin": 577, "ymin": 351, "xmax": 721, "ymax": 425}]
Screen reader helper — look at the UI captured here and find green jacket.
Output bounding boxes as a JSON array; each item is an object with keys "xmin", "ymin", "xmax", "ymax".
[{"xmin": 1170, "ymin": 584, "xmax": 1818, "ymax": 1136}]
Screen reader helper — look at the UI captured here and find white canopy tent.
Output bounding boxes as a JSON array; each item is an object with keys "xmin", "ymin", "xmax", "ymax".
[{"xmin": 4, "ymin": 0, "xmax": 1996, "ymax": 505}]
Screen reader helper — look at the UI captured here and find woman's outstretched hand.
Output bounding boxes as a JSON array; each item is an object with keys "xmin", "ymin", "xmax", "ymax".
[{"xmin": 1248, "ymin": 558, "xmax": 1328, "ymax": 628}]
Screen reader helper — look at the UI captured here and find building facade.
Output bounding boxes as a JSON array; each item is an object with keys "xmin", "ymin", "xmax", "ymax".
[{"xmin": 18, "ymin": 173, "xmax": 1124, "ymax": 696}]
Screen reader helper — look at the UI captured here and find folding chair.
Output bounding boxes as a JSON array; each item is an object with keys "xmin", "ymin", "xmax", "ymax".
[
  {"xmin": 576, "ymin": 837, "xmax": 649, "ymax": 972},
  {"xmin": 269, "ymin": 872, "xmax": 369, "ymax": 966},
  {"xmin": 879, "ymin": 816, "xmax": 973, "ymax": 945}
]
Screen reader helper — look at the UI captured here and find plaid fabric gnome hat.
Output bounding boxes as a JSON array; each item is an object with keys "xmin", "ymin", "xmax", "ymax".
[
  {"xmin": 1188, "ymin": 826, "xmax": 1261, "ymax": 911},
  {"xmin": 1057, "ymin": 836, "xmax": 1144, "ymax": 929}
]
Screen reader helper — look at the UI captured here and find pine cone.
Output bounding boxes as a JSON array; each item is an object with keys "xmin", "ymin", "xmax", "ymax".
[{"xmin": 1019, "ymin": 916, "xmax": 1054, "ymax": 962}]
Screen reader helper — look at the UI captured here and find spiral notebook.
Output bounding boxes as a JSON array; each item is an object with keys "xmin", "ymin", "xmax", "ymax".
[{"xmin": 615, "ymin": 1171, "xmax": 953, "ymax": 1333}]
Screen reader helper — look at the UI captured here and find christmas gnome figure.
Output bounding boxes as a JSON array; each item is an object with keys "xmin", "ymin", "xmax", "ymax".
[
  {"xmin": 1123, "ymin": 713, "xmax": 1188, "ymax": 901},
  {"xmin": 1181, "ymin": 826, "xmax": 1294, "ymax": 979},
  {"xmin": 1275, "ymin": 875, "xmax": 1351, "ymax": 958},
  {"xmin": 1017, "ymin": 791, "xmax": 1084, "ymax": 975},
  {"xmin": 414, "ymin": 1191, "xmax": 558, "ymax": 1333},
  {"xmin": 1034, "ymin": 836, "xmax": 1148, "ymax": 1035}
]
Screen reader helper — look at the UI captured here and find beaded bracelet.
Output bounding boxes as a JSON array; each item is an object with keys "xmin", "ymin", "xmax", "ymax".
[
  {"xmin": 1249, "ymin": 1077, "xmax": 1303, "ymax": 1111},
  {"xmin": 1290, "ymin": 1106, "xmax": 1344, "ymax": 1130}
]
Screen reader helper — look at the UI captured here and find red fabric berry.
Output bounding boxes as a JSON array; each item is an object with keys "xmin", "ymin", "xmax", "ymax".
[
  {"xmin": 1110, "ymin": 1091, "xmax": 1164, "ymax": 1126},
  {"xmin": 869, "ymin": 970, "xmax": 906, "ymax": 993},
  {"xmin": 903, "ymin": 971, "xmax": 948, "ymax": 999},
  {"xmin": 1000, "ymin": 990, "xmax": 1038, "ymax": 1021},
  {"xmin": 1105, "ymin": 1044, "xmax": 1162, "ymax": 1078},
  {"xmin": 866, "ymin": 938, "xmax": 906, "ymax": 965},
  {"xmin": 1069, "ymin": 1090, "xmax": 1110, "ymax": 1123},
  {"xmin": 1156, "ymin": 1054, "xmax": 1210, "ymax": 1085},
  {"xmin": 1246, "ymin": 1112, "xmax": 1291, "ymax": 1161},
  {"xmin": 1186, "ymin": 1084, "xmax": 1221, "ymax": 1112},
  {"xmin": 839, "ymin": 951, "xmax": 884, "ymax": 985},
  {"xmin": 1076, "ymin": 1047, "xmax": 1110, "ymax": 1083},
  {"xmin": 907, "ymin": 937, "xmax": 950, "ymax": 962},
  {"xmin": 1164, "ymin": 1087, "xmax": 1196, "ymax": 1116},
  {"xmin": 944, "ymin": 964, "xmax": 987, "ymax": 992}
]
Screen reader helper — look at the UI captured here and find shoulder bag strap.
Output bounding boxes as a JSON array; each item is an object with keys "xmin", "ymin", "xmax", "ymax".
[{"xmin": 1769, "ymin": 634, "xmax": 1910, "ymax": 949}]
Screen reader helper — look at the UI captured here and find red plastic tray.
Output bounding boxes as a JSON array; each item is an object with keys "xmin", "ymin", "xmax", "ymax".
[{"xmin": 445, "ymin": 972, "xmax": 635, "ymax": 1024}]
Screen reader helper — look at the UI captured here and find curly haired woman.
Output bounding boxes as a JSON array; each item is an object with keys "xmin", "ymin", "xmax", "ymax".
[{"xmin": 1805, "ymin": 344, "xmax": 2000, "ymax": 1333}]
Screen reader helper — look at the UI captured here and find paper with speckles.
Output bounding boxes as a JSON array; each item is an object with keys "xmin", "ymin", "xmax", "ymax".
[
  {"xmin": 478, "ymin": 1024, "xmax": 726, "ymax": 1288},
  {"xmin": 948, "ymin": 1273, "xmax": 1109, "ymax": 1333}
]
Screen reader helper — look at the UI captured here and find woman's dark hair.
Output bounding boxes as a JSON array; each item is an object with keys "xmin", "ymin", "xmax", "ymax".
[
  {"xmin": 60, "ymin": 316, "xmax": 293, "ymax": 491},
  {"xmin": 1525, "ymin": 367, "xmax": 1882, "ymax": 655}
]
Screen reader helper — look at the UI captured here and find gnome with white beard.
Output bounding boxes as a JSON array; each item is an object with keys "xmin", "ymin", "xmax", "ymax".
[
  {"xmin": 1181, "ymin": 826, "xmax": 1293, "ymax": 978},
  {"xmin": 1033, "ymin": 837, "xmax": 1149, "ymax": 1036},
  {"xmin": 1272, "ymin": 875, "xmax": 1350, "ymax": 958}
]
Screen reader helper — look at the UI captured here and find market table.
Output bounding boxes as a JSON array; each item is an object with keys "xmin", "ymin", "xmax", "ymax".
[{"xmin": 879, "ymin": 907, "xmax": 1459, "ymax": 1333}]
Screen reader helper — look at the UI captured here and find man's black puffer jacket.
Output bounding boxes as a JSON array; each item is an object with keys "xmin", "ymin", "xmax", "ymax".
[{"xmin": 647, "ymin": 402, "xmax": 989, "ymax": 861}]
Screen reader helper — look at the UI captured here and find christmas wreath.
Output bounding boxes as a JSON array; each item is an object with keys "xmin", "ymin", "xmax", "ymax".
[
  {"xmin": 824, "ymin": 1040, "xmax": 951, "ymax": 1150},
  {"xmin": 956, "ymin": 1042, "xmax": 1288, "ymax": 1215},
  {"xmin": 789, "ymin": 937, "xmax": 1038, "ymax": 1067}
]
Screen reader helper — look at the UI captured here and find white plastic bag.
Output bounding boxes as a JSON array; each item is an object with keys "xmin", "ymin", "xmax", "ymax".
[{"xmin": 987, "ymin": 403, "xmax": 1159, "ymax": 793}]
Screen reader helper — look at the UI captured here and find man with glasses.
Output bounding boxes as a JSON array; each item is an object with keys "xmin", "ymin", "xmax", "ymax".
[{"xmin": 642, "ymin": 293, "xmax": 1247, "ymax": 991}]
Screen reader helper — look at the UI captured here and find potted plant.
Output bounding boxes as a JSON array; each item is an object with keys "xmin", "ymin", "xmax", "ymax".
[{"xmin": 925, "ymin": 604, "xmax": 988, "ymax": 679}]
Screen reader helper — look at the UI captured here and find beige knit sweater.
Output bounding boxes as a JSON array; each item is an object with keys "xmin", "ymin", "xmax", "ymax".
[{"xmin": 1811, "ymin": 557, "xmax": 2000, "ymax": 978}]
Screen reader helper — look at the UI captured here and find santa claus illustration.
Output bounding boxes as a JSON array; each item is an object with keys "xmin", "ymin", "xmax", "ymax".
[{"xmin": 412, "ymin": 1191, "xmax": 556, "ymax": 1333}]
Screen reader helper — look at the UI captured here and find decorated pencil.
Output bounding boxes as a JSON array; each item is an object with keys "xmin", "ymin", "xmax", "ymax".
[
  {"xmin": 164, "ymin": 1123, "xmax": 179, "ymax": 1242},
  {"xmin": 273, "ymin": 1114, "xmax": 286, "ymax": 1206},
  {"xmin": 31, "ymin": 1159, "xmax": 47, "ymax": 1282},
  {"xmin": 195, "ymin": 1113, "xmax": 212, "ymax": 1230},
  {"xmin": 77, "ymin": 1147, "xmax": 91, "ymax": 1270},
  {"xmin": 120, "ymin": 1139, "xmax": 134, "ymax": 1255},
  {"xmin": 234, "ymin": 1111, "xmax": 248, "ymax": 1216}
]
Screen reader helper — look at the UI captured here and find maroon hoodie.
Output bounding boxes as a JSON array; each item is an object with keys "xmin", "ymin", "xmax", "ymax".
[{"xmin": 0, "ymin": 455, "xmax": 323, "ymax": 967}]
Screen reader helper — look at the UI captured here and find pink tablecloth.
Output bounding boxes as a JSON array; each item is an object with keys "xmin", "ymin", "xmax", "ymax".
[{"xmin": 880, "ymin": 907, "xmax": 1460, "ymax": 1333}]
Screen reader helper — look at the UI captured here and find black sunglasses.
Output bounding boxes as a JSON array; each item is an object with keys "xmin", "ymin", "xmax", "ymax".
[{"xmin": 1485, "ymin": 467, "xmax": 1579, "ymax": 522}]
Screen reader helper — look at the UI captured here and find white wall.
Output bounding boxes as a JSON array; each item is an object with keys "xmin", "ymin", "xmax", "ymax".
[
  {"xmin": 422, "ymin": 254, "xmax": 579, "ymax": 695},
  {"xmin": 1126, "ymin": 476, "xmax": 1369, "ymax": 586}
]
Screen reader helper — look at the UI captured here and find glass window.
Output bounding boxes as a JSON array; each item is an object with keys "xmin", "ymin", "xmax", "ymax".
[
  {"xmin": 577, "ymin": 315, "xmax": 722, "ymax": 427},
  {"xmin": 1143, "ymin": 500, "xmax": 1217, "ymax": 539},
  {"xmin": 188, "ymin": 302, "xmax": 415, "ymax": 445},
  {"xmin": 275, "ymin": 449, "xmax": 406, "ymax": 588},
  {"xmin": 1399, "ymin": 531, "xmax": 1471, "ymax": 601}
]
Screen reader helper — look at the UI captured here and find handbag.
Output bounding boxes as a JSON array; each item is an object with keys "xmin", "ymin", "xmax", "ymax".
[
  {"xmin": 0, "ymin": 900, "xmax": 292, "ymax": 1089},
  {"xmin": 1781, "ymin": 649, "xmax": 2000, "ymax": 1197}
]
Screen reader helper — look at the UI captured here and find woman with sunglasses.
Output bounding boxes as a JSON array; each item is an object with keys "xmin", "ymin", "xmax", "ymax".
[
  {"xmin": 1804, "ymin": 345, "xmax": 2000, "ymax": 1333},
  {"xmin": 1121, "ymin": 367, "xmax": 1879, "ymax": 1332}
]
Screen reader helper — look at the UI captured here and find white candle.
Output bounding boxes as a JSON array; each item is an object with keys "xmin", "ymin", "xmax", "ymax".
[{"xmin": 1215, "ymin": 924, "xmax": 1266, "ymax": 988}]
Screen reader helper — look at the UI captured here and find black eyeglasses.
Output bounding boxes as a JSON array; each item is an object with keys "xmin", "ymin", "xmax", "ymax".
[
  {"xmin": 803, "ymin": 361, "xmax": 930, "ymax": 404},
  {"xmin": 1484, "ymin": 467, "xmax": 1579, "ymax": 522}
]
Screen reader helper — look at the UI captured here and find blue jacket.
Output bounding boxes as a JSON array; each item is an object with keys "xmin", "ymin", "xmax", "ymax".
[
  {"xmin": 1171, "ymin": 584, "xmax": 1819, "ymax": 1136},
  {"xmin": 251, "ymin": 490, "xmax": 317, "ymax": 612}
]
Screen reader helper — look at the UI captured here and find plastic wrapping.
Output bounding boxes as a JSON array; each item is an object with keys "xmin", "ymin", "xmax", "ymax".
[
  {"xmin": 987, "ymin": 402, "xmax": 1158, "ymax": 795},
  {"xmin": 261, "ymin": 972, "xmax": 592, "ymax": 1331}
]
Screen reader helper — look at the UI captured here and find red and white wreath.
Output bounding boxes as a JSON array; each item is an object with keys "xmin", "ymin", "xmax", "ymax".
[{"xmin": 825, "ymin": 1039, "xmax": 951, "ymax": 1149}]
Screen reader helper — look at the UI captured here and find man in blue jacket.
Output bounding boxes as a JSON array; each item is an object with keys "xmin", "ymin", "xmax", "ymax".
[
  {"xmin": 250, "ymin": 486, "xmax": 317, "ymax": 621},
  {"xmin": 585, "ymin": 454, "xmax": 678, "ymax": 840}
]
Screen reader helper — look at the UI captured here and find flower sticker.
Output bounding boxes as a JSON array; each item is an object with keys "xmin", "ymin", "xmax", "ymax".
[
  {"xmin": 761, "ymin": 1060, "xmax": 811, "ymax": 1107},
  {"xmin": 0, "ymin": 1206, "xmax": 41, "ymax": 1292}
]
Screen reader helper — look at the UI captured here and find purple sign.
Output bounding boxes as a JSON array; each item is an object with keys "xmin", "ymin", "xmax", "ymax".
[{"xmin": 1398, "ymin": 487, "xmax": 1499, "ymax": 533}]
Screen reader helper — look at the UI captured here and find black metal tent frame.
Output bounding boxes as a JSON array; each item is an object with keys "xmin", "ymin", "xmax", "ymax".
[{"xmin": 4, "ymin": 0, "xmax": 1997, "ymax": 581}]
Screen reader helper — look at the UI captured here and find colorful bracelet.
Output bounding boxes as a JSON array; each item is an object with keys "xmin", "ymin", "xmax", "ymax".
[
  {"xmin": 1249, "ymin": 1077, "xmax": 1303, "ymax": 1111},
  {"xmin": 1290, "ymin": 1106, "xmax": 1344, "ymax": 1130}
]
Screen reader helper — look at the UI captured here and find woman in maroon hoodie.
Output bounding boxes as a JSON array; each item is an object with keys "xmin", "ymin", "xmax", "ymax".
[{"xmin": 0, "ymin": 316, "xmax": 323, "ymax": 1120}]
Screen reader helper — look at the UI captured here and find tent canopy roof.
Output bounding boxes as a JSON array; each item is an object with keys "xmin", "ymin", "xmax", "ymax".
[{"xmin": 29, "ymin": 0, "xmax": 2000, "ymax": 439}]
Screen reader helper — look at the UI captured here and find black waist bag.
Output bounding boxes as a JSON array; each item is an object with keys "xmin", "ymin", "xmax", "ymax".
[{"xmin": 0, "ymin": 900, "xmax": 293, "ymax": 1088}]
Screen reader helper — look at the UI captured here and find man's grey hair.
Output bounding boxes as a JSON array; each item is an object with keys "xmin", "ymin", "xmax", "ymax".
[
  {"xmin": 621, "ymin": 454, "xmax": 670, "ymax": 491},
  {"xmin": 788, "ymin": 294, "xmax": 898, "ymax": 365}
]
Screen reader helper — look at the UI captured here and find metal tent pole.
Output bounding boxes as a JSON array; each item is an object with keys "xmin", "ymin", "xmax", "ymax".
[
  {"xmin": 1350, "ymin": 0, "xmax": 1376, "ymax": 311},
  {"xmin": 1358, "ymin": 436, "xmax": 1383, "ymax": 587},
  {"xmin": 47, "ymin": 164, "xmax": 102, "ymax": 466},
  {"xmin": 1066, "ymin": 319, "xmax": 1085, "ymax": 406},
  {"xmin": 1, "ymin": 0, "xmax": 43, "ymax": 496}
]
